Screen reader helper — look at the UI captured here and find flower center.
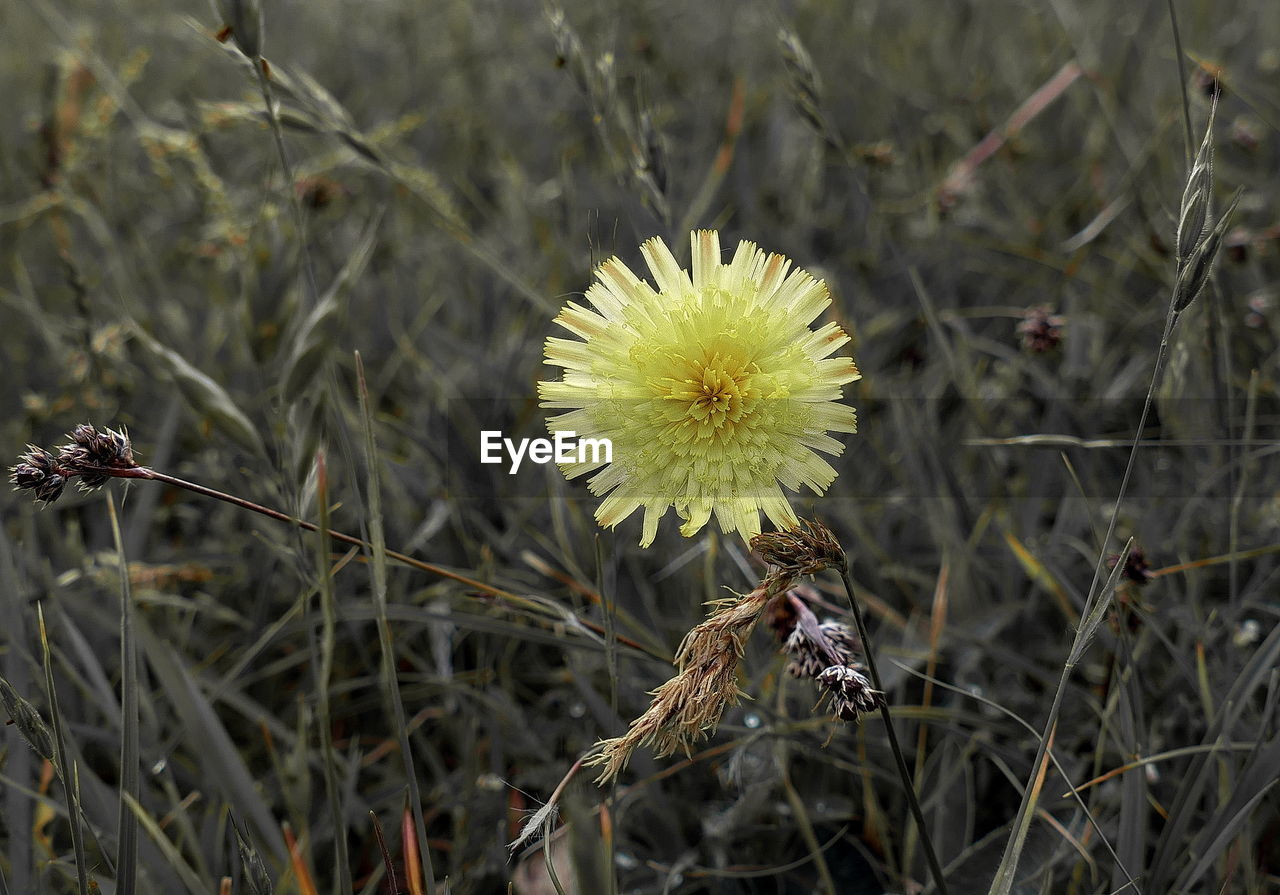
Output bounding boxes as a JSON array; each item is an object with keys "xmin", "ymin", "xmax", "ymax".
[{"xmin": 660, "ymin": 353, "xmax": 760, "ymax": 432}]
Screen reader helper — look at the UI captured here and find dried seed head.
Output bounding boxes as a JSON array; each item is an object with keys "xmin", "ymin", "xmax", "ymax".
[
  {"xmin": 1176, "ymin": 100, "xmax": 1217, "ymax": 266},
  {"xmin": 816, "ymin": 665, "xmax": 883, "ymax": 721},
  {"xmin": 57, "ymin": 424, "xmax": 136, "ymax": 490},
  {"xmin": 10, "ymin": 446, "xmax": 66, "ymax": 503},
  {"xmin": 752, "ymin": 520, "xmax": 844, "ymax": 577},
  {"xmin": 1171, "ymin": 96, "xmax": 1243, "ymax": 316},
  {"xmin": 777, "ymin": 28, "xmax": 827, "ymax": 141},
  {"xmin": 587, "ymin": 581, "xmax": 778, "ymax": 784},
  {"xmin": 545, "ymin": 3, "xmax": 590, "ymax": 96},
  {"xmin": 637, "ymin": 108, "xmax": 668, "ymax": 199},
  {"xmin": 771, "ymin": 591, "xmax": 880, "ymax": 723},
  {"xmin": 785, "ymin": 620, "xmax": 860, "ymax": 679},
  {"xmin": 632, "ymin": 107, "xmax": 670, "ymax": 221},
  {"xmin": 1016, "ymin": 305, "xmax": 1065, "ymax": 353},
  {"xmin": 1173, "ymin": 189, "xmax": 1242, "ymax": 315},
  {"xmin": 232, "ymin": 817, "xmax": 274, "ymax": 895}
]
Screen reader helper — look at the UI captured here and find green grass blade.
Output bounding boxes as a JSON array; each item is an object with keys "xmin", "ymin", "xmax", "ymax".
[
  {"xmin": 311, "ymin": 453, "xmax": 353, "ymax": 895},
  {"xmin": 1177, "ymin": 779, "xmax": 1280, "ymax": 891},
  {"xmin": 0, "ymin": 532, "xmax": 33, "ymax": 895},
  {"xmin": 107, "ymin": 495, "xmax": 140, "ymax": 895},
  {"xmin": 355, "ymin": 351, "xmax": 437, "ymax": 895},
  {"xmin": 134, "ymin": 619, "xmax": 285, "ymax": 862},
  {"xmin": 38, "ymin": 605, "xmax": 92, "ymax": 895},
  {"xmin": 987, "ymin": 541, "xmax": 1133, "ymax": 895},
  {"xmin": 120, "ymin": 792, "xmax": 209, "ymax": 895}
]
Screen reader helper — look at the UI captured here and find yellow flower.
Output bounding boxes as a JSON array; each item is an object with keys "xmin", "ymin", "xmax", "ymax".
[{"xmin": 539, "ymin": 230, "xmax": 860, "ymax": 547}]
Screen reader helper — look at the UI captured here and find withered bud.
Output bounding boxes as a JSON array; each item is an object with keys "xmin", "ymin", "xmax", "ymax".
[
  {"xmin": 10, "ymin": 446, "xmax": 66, "ymax": 503},
  {"xmin": 816, "ymin": 665, "xmax": 883, "ymax": 722},
  {"xmin": 1108, "ymin": 545, "xmax": 1154, "ymax": 586},
  {"xmin": 1017, "ymin": 305, "xmax": 1065, "ymax": 353},
  {"xmin": 752, "ymin": 520, "xmax": 844, "ymax": 577}
]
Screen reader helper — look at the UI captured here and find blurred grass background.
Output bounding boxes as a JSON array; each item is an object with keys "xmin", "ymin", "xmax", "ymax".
[{"xmin": 2, "ymin": 0, "xmax": 1279, "ymax": 892}]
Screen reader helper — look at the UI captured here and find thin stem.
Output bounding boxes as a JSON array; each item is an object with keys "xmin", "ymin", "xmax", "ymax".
[
  {"xmin": 986, "ymin": 258, "xmax": 1180, "ymax": 895},
  {"xmin": 1166, "ymin": 0, "xmax": 1194, "ymax": 164},
  {"xmin": 838, "ymin": 562, "xmax": 949, "ymax": 895},
  {"xmin": 84, "ymin": 464, "xmax": 665, "ymax": 661},
  {"xmin": 1080, "ymin": 303, "xmax": 1178, "ymax": 618},
  {"xmin": 253, "ymin": 60, "xmax": 320, "ymax": 304}
]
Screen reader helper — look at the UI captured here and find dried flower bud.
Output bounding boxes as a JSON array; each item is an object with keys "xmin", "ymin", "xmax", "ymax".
[
  {"xmin": 1108, "ymin": 545, "xmax": 1154, "ymax": 586},
  {"xmin": 816, "ymin": 665, "xmax": 883, "ymax": 721},
  {"xmin": 1016, "ymin": 305, "xmax": 1065, "ymax": 353},
  {"xmin": 10, "ymin": 446, "xmax": 67, "ymax": 503},
  {"xmin": 752, "ymin": 520, "xmax": 844, "ymax": 577}
]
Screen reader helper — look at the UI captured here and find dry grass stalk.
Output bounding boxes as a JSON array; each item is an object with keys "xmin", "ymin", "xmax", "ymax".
[
  {"xmin": 589, "ymin": 520, "xmax": 849, "ymax": 784},
  {"xmin": 588, "ymin": 574, "xmax": 790, "ymax": 784}
]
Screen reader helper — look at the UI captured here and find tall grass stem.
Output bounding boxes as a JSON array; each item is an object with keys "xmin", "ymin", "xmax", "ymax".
[{"xmin": 837, "ymin": 562, "xmax": 949, "ymax": 895}]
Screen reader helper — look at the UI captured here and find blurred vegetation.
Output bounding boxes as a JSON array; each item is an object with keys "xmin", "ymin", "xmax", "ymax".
[{"xmin": 2, "ymin": 0, "xmax": 1279, "ymax": 892}]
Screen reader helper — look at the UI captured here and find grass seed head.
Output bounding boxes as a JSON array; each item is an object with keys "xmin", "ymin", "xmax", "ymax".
[
  {"xmin": 57, "ymin": 423, "xmax": 136, "ymax": 490},
  {"xmin": 816, "ymin": 665, "xmax": 883, "ymax": 721},
  {"xmin": 1016, "ymin": 305, "xmax": 1065, "ymax": 353},
  {"xmin": 10, "ymin": 445, "xmax": 66, "ymax": 503},
  {"xmin": 751, "ymin": 519, "xmax": 845, "ymax": 577},
  {"xmin": 587, "ymin": 576, "xmax": 789, "ymax": 785},
  {"xmin": 0, "ymin": 678, "xmax": 56, "ymax": 764}
]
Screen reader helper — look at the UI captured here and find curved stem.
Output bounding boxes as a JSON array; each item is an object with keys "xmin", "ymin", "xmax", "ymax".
[
  {"xmin": 85, "ymin": 464, "xmax": 665, "ymax": 661},
  {"xmin": 838, "ymin": 562, "xmax": 950, "ymax": 895}
]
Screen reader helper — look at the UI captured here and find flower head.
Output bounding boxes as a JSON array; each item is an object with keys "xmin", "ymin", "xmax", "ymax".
[
  {"xmin": 1016, "ymin": 305, "xmax": 1064, "ymax": 353},
  {"xmin": 752, "ymin": 519, "xmax": 844, "ymax": 576},
  {"xmin": 539, "ymin": 231, "xmax": 860, "ymax": 547},
  {"xmin": 816, "ymin": 664, "xmax": 882, "ymax": 721},
  {"xmin": 10, "ymin": 446, "xmax": 66, "ymax": 503},
  {"xmin": 10, "ymin": 424, "xmax": 138, "ymax": 505}
]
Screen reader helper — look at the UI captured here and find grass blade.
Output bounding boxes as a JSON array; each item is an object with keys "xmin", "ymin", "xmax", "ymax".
[
  {"xmin": 987, "ymin": 541, "xmax": 1132, "ymax": 895},
  {"xmin": 107, "ymin": 495, "xmax": 140, "ymax": 895},
  {"xmin": 310, "ymin": 452, "xmax": 353, "ymax": 895},
  {"xmin": 120, "ymin": 792, "xmax": 207, "ymax": 895},
  {"xmin": 134, "ymin": 620, "xmax": 284, "ymax": 861},
  {"xmin": 355, "ymin": 351, "xmax": 436, "ymax": 895},
  {"xmin": 38, "ymin": 605, "xmax": 92, "ymax": 895}
]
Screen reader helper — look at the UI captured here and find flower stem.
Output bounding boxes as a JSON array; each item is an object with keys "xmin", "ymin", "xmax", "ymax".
[{"xmin": 838, "ymin": 561, "xmax": 949, "ymax": 895}]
